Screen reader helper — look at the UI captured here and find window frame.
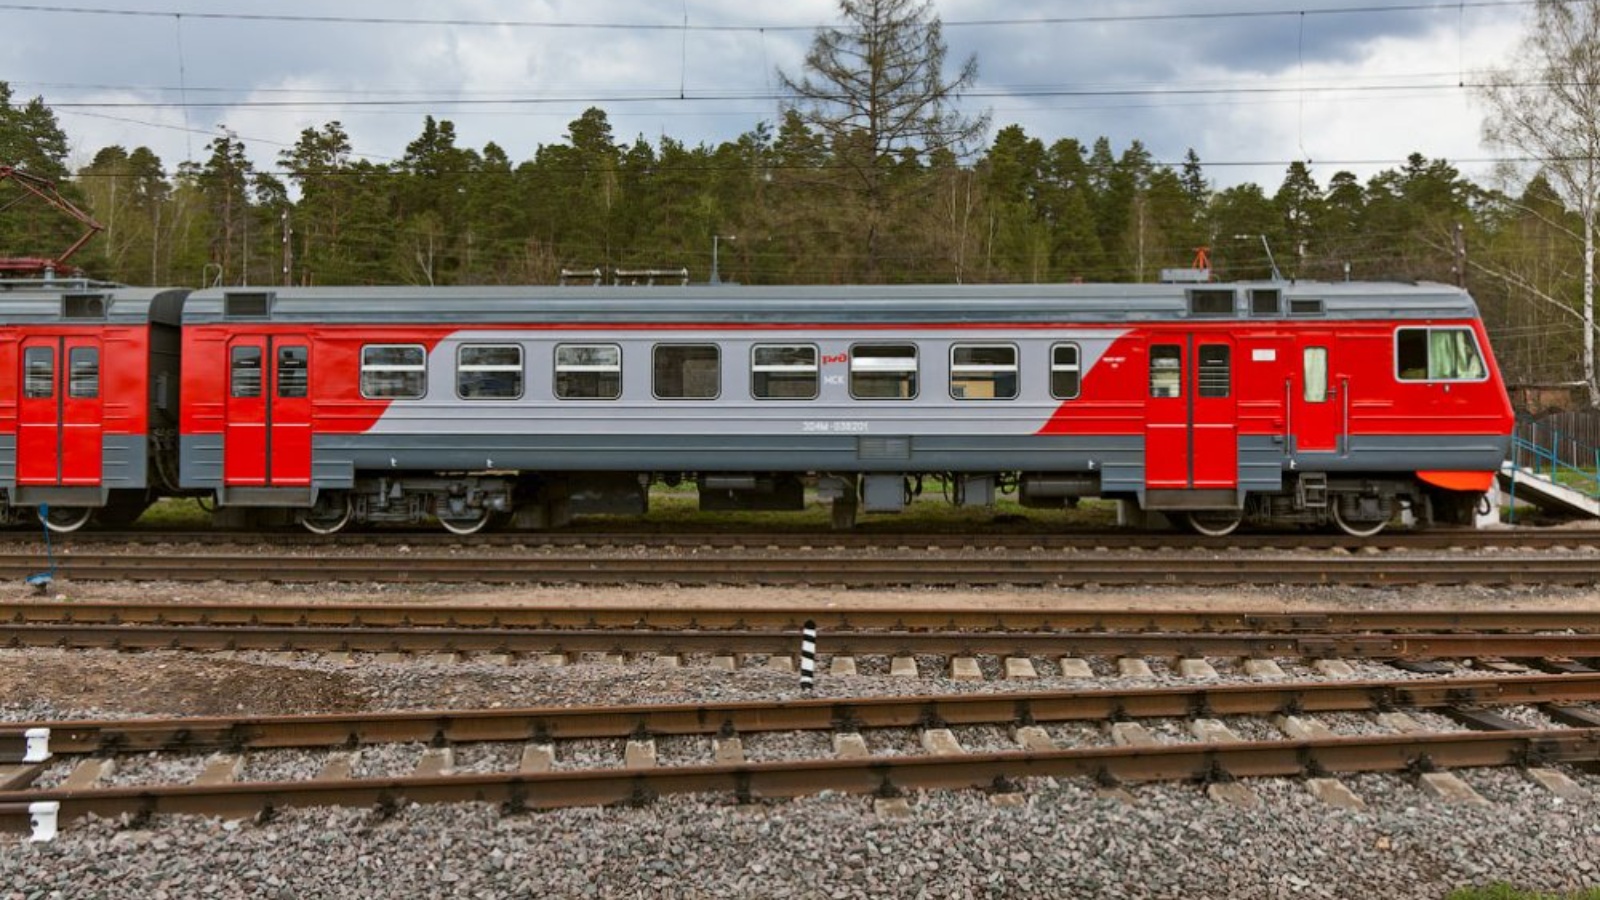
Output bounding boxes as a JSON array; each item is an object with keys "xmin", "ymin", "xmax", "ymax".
[
  {"xmin": 68, "ymin": 346, "xmax": 100, "ymax": 399},
  {"xmin": 651, "ymin": 343, "xmax": 721, "ymax": 401},
  {"xmin": 849, "ymin": 342, "xmax": 919, "ymax": 401},
  {"xmin": 23, "ymin": 346, "xmax": 53, "ymax": 399},
  {"xmin": 751, "ymin": 343, "xmax": 820, "ymax": 401},
  {"xmin": 1303, "ymin": 346, "xmax": 1329, "ymax": 403},
  {"xmin": 359, "ymin": 343, "xmax": 428, "ymax": 400},
  {"xmin": 554, "ymin": 343, "xmax": 623, "ymax": 401},
  {"xmin": 1394, "ymin": 326, "xmax": 1491, "ymax": 383},
  {"xmin": 1197, "ymin": 344, "xmax": 1230, "ymax": 399},
  {"xmin": 276, "ymin": 345, "xmax": 308, "ymax": 399},
  {"xmin": 949, "ymin": 342, "xmax": 1018, "ymax": 401},
  {"xmin": 1050, "ymin": 342, "xmax": 1082, "ymax": 400},
  {"xmin": 230, "ymin": 345, "xmax": 264, "ymax": 400},
  {"xmin": 455, "ymin": 343, "xmax": 525, "ymax": 401},
  {"xmin": 1149, "ymin": 344, "xmax": 1183, "ymax": 398}
]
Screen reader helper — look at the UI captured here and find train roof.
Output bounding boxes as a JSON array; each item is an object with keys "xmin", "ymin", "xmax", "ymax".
[
  {"xmin": 181, "ymin": 281, "xmax": 1483, "ymax": 325},
  {"xmin": 0, "ymin": 281, "xmax": 188, "ymax": 326}
]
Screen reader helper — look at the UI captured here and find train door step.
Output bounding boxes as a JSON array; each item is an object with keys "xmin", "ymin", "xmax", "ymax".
[
  {"xmin": 1142, "ymin": 489, "xmax": 1237, "ymax": 511},
  {"xmin": 1297, "ymin": 473, "xmax": 1329, "ymax": 509}
]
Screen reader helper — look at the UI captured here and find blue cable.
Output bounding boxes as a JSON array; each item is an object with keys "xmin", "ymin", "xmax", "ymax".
[{"xmin": 26, "ymin": 504, "xmax": 55, "ymax": 593}]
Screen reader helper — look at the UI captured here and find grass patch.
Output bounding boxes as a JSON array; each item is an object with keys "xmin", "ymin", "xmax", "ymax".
[{"xmin": 1449, "ymin": 887, "xmax": 1600, "ymax": 900}]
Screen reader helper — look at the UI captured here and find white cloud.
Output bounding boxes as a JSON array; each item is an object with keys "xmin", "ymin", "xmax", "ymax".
[{"xmin": 6, "ymin": 0, "xmax": 1537, "ymax": 194}]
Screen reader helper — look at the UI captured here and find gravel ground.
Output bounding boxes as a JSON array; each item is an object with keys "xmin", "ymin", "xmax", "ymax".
[
  {"xmin": 4, "ymin": 579, "xmax": 1600, "ymax": 897},
  {"xmin": 5, "ymin": 775, "xmax": 1597, "ymax": 899}
]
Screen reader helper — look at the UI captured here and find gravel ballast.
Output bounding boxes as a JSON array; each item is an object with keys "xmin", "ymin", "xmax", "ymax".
[
  {"xmin": 5, "ymin": 779, "xmax": 1598, "ymax": 899},
  {"xmin": 3, "ymin": 578, "xmax": 1600, "ymax": 898}
]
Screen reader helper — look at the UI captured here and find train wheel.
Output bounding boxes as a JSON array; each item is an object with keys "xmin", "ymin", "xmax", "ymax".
[
  {"xmin": 298, "ymin": 494, "xmax": 353, "ymax": 535},
  {"xmin": 438, "ymin": 510, "xmax": 494, "ymax": 535},
  {"xmin": 38, "ymin": 506, "xmax": 94, "ymax": 534},
  {"xmin": 1185, "ymin": 509, "xmax": 1243, "ymax": 537},
  {"xmin": 1331, "ymin": 499, "xmax": 1388, "ymax": 537}
]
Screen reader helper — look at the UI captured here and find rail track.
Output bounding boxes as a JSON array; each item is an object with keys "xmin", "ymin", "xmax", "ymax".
[
  {"xmin": 14, "ymin": 526, "xmax": 1600, "ymax": 552},
  {"xmin": 5, "ymin": 673, "xmax": 1598, "ymax": 836},
  {"xmin": 4, "ymin": 602, "xmax": 1600, "ymax": 662},
  {"xmin": 9, "ymin": 600, "xmax": 1600, "ymax": 633},
  {"xmin": 4, "ymin": 547, "xmax": 1600, "ymax": 586}
]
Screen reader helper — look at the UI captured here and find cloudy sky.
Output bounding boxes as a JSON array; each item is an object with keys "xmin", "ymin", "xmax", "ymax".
[{"xmin": 0, "ymin": 0, "xmax": 1536, "ymax": 192}]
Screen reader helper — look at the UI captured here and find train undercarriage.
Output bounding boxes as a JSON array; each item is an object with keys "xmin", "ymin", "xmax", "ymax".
[{"xmin": 59, "ymin": 467, "xmax": 1492, "ymax": 538}]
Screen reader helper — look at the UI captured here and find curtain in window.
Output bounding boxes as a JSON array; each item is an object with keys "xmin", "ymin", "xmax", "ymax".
[
  {"xmin": 1303, "ymin": 347, "xmax": 1327, "ymax": 402},
  {"xmin": 1453, "ymin": 330, "xmax": 1485, "ymax": 379},
  {"xmin": 1428, "ymin": 330, "xmax": 1455, "ymax": 379},
  {"xmin": 1427, "ymin": 329, "xmax": 1485, "ymax": 379}
]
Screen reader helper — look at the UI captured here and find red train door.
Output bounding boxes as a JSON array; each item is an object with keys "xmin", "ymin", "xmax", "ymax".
[
  {"xmin": 18, "ymin": 335, "xmax": 103, "ymax": 486},
  {"xmin": 1145, "ymin": 336, "xmax": 1238, "ymax": 490},
  {"xmin": 1296, "ymin": 338, "xmax": 1339, "ymax": 453},
  {"xmin": 223, "ymin": 335, "xmax": 311, "ymax": 487},
  {"xmin": 1192, "ymin": 338, "xmax": 1238, "ymax": 488}
]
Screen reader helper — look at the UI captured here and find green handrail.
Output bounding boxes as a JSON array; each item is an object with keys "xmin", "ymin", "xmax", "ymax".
[{"xmin": 1509, "ymin": 423, "xmax": 1600, "ymax": 500}]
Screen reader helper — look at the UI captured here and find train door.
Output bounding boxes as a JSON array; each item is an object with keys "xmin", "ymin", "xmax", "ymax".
[
  {"xmin": 223, "ymin": 334, "xmax": 311, "ymax": 487},
  {"xmin": 1144, "ymin": 335, "xmax": 1238, "ymax": 490},
  {"xmin": 17, "ymin": 334, "xmax": 103, "ymax": 486},
  {"xmin": 1295, "ymin": 336, "xmax": 1339, "ymax": 453}
]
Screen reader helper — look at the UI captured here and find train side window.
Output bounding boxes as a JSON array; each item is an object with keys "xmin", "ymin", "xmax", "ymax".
[
  {"xmin": 752, "ymin": 344, "xmax": 818, "ymax": 400},
  {"xmin": 1395, "ymin": 327, "xmax": 1487, "ymax": 381},
  {"xmin": 231, "ymin": 346, "xmax": 263, "ymax": 399},
  {"xmin": 555, "ymin": 344, "xmax": 622, "ymax": 400},
  {"xmin": 1149, "ymin": 345, "xmax": 1182, "ymax": 398},
  {"xmin": 457, "ymin": 344, "xmax": 523, "ymax": 400},
  {"xmin": 950, "ymin": 344, "xmax": 1017, "ymax": 400},
  {"xmin": 850, "ymin": 343, "xmax": 918, "ymax": 399},
  {"xmin": 361, "ymin": 344, "xmax": 427, "ymax": 399},
  {"xmin": 1198, "ymin": 345, "xmax": 1230, "ymax": 398},
  {"xmin": 653, "ymin": 344, "xmax": 720, "ymax": 400},
  {"xmin": 1050, "ymin": 343, "xmax": 1081, "ymax": 399},
  {"xmin": 68, "ymin": 347, "xmax": 99, "ymax": 399},
  {"xmin": 23, "ymin": 347, "xmax": 52, "ymax": 398},
  {"xmin": 1304, "ymin": 347, "xmax": 1328, "ymax": 402},
  {"xmin": 277, "ymin": 346, "xmax": 308, "ymax": 399}
]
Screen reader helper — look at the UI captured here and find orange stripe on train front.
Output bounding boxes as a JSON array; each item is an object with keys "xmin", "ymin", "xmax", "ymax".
[{"xmin": 1417, "ymin": 470, "xmax": 1496, "ymax": 492}]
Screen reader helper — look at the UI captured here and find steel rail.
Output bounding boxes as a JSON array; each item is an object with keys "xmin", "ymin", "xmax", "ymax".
[
  {"xmin": 7, "ymin": 622, "xmax": 1600, "ymax": 658},
  {"xmin": 13, "ymin": 673, "xmax": 1600, "ymax": 757},
  {"xmin": 4, "ymin": 729, "xmax": 1597, "ymax": 832},
  {"xmin": 27, "ymin": 527, "xmax": 1600, "ymax": 552},
  {"xmin": 3, "ymin": 551, "xmax": 1600, "ymax": 585},
  {"xmin": 7, "ymin": 601, "xmax": 1600, "ymax": 635}
]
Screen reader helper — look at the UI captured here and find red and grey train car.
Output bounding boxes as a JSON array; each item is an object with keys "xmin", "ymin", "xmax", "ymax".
[
  {"xmin": 0, "ymin": 282, "xmax": 187, "ymax": 530},
  {"xmin": 166, "ymin": 280, "xmax": 1513, "ymax": 536}
]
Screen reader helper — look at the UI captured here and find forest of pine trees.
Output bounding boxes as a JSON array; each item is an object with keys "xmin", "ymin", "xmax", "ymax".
[{"xmin": 0, "ymin": 81, "xmax": 1590, "ymax": 395}]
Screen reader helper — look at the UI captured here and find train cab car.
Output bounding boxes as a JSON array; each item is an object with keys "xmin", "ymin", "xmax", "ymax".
[
  {"xmin": 177, "ymin": 281, "xmax": 1513, "ymax": 535},
  {"xmin": 0, "ymin": 281, "xmax": 189, "ymax": 531}
]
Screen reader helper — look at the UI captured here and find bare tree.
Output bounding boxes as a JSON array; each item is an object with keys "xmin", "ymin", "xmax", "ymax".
[
  {"xmin": 779, "ymin": 0, "xmax": 989, "ymax": 281},
  {"xmin": 1479, "ymin": 0, "xmax": 1600, "ymax": 405}
]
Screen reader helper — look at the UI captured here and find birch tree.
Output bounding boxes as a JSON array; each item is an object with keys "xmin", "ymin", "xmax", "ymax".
[{"xmin": 1479, "ymin": 0, "xmax": 1600, "ymax": 405}]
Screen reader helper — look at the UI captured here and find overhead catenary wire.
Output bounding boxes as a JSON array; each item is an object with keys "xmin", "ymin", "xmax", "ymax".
[{"xmin": 0, "ymin": 1, "xmax": 1549, "ymax": 32}]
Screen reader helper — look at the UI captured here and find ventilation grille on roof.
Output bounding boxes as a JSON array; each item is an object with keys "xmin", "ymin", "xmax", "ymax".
[{"xmin": 225, "ymin": 291, "xmax": 272, "ymax": 318}]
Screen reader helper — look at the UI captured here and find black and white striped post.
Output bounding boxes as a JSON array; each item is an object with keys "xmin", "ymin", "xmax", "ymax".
[{"xmin": 799, "ymin": 619, "xmax": 817, "ymax": 690}]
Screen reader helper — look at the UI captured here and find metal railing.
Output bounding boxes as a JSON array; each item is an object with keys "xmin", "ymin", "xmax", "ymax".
[{"xmin": 1508, "ymin": 423, "xmax": 1600, "ymax": 500}]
